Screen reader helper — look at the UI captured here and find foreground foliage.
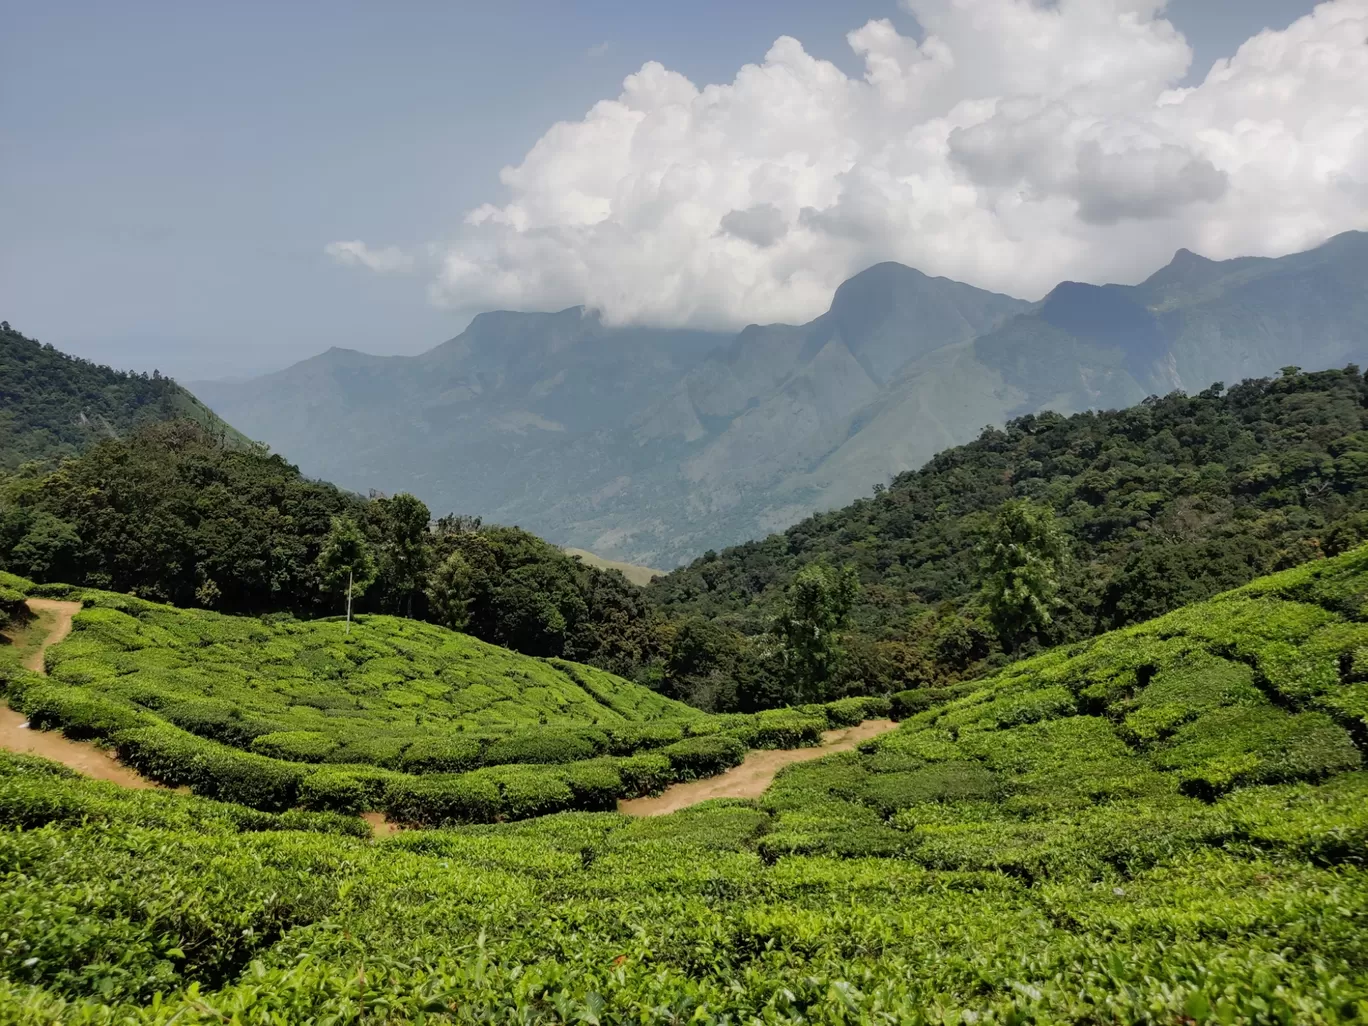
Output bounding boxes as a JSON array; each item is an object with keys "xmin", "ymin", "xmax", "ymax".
[{"xmin": 1, "ymin": 550, "xmax": 1367, "ymax": 1021}]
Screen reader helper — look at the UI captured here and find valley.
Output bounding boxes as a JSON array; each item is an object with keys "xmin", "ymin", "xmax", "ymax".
[{"xmin": 193, "ymin": 233, "xmax": 1368, "ymax": 566}]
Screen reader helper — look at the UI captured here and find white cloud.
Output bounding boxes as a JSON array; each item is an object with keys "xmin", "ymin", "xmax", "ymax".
[
  {"xmin": 324, "ymin": 240, "xmax": 414, "ymax": 274},
  {"xmin": 351, "ymin": 0, "xmax": 1368, "ymax": 325}
]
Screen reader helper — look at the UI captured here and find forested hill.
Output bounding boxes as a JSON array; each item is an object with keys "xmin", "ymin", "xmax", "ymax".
[
  {"xmin": 0, "ymin": 321, "xmax": 247, "ymax": 470},
  {"xmin": 649, "ymin": 366, "xmax": 1368, "ymax": 679}
]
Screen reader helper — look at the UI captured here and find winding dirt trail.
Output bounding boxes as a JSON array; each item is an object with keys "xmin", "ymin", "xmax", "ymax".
[
  {"xmin": 0, "ymin": 598, "xmax": 157, "ymax": 788},
  {"xmin": 618, "ymin": 718, "xmax": 899, "ymax": 817}
]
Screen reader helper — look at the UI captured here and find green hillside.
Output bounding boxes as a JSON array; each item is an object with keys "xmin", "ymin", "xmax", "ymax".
[
  {"xmin": 0, "ymin": 322, "xmax": 250, "ymax": 470},
  {"xmin": 650, "ymin": 365, "xmax": 1368, "ymax": 699},
  {"xmin": 2, "ymin": 550, "xmax": 1367, "ymax": 1021},
  {"xmin": 0, "ymin": 579, "xmax": 880, "ymax": 823}
]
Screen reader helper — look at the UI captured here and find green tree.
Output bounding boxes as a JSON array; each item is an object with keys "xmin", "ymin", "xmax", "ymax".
[
  {"xmin": 770, "ymin": 563, "xmax": 859, "ymax": 702},
  {"xmin": 981, "ymin": 500, "xmax": 1067, "ymax": 652},
  {"xmin": 374, "ymin": 492, "xmax": 430, "ymax": 617},
  {"xmin": 317, "ymin": 517, "xmax": 377, "ymax": 633},
  {"xmin": 426, "ymin": 551, "xmax": 475, "ymax": 631}
]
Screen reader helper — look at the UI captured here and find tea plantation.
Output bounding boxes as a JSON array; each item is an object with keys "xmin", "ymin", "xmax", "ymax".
[
  {"xmin": 3, "ymin": 551, "xmax": 1368, "ymax": 1022},
  {"xmin": 0, "ymin": 580, "xmax": 884, "ymax": 824}
]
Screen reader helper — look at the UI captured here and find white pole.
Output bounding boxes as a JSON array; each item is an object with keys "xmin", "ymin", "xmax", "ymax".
[{"xmin": 346, "ymin": 569, "xmax": 353, "ymax": 634}]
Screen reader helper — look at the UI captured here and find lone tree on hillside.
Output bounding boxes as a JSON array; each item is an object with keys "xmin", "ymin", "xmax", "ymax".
[
  {"xmin": 770, "ymin": 562, "xmax": 860, "ymax": 703},
  {"xmin": 980, "ymin": 499, "xmax": 1067, "ymax": 653},
  {"xmin": 317, "ymin": 516, "xmax": 377, "ymax": 634}
]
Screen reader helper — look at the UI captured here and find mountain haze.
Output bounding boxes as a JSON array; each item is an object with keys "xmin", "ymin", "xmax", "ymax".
[{"xmin": 194, "ymin": 232, "xmax": 1368, "ymax": 566}]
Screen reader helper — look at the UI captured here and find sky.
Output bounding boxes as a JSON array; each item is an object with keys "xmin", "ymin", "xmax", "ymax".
[{"xmin": 2, "ymin": 0, "xmax": 1361, "ymax": 381}]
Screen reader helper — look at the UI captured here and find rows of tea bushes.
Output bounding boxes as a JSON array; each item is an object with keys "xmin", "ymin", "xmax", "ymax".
[
  {"xmin": 754, "ymin": 546, "xmax": 1368, "ymax": 870},
  {"xmin": 3, "ymin": 555, "xmax": 1368, "ymax": 1019},
  {"xmin": 0, "ymin": 578, "xmax": 891, "ymax": 824},
  {"xmin": 1, "ymin": 754, "xmax": 1365, "ymax": 1020}
]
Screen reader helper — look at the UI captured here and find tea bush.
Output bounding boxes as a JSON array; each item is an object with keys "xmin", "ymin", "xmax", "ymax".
[{"xmin": 5, "ymin": 550, "xmax": 1368, "ymax": 1021}]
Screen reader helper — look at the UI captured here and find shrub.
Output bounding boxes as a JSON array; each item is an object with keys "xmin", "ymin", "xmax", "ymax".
[
  {"xmin": 113, "ymin": 725, "xmax": 304, "ymax": 811},
  {"xmin": 613, "ymin": 752, "xmax": 673, "ymax": 796},
  {"xmin": 819, "ymin": 696, "xmax": 891, "ymax": 727},
  {"xmin": 383, "ymin": 773, "xmax": 503, "ymax": 827},
  {"xmin": 890, "ymin": 688, "xmax": 952, "ymax": 720},
  {"xmin": 490, "ymin": 766, "xmax": 576, "ymax": 821},
  {"xmin": 604, "ymin": 722, "xmax": 685, "ymax": 755},
  {"xmin": 250, "ymin": 731, "xmax": 338, "ymax": 763},
  {"xmin": 0, "ymin": 586, "xmax": 30, "ymax": 633},
  {"xmin": 482, "ymin": 727, "xmax": 606, "ymax": 766},
  {"xmin": 743, "ymin": 712, "xmax": 825, "ymax": 749},
  {"xmin": 160, "ymin": 699, "xmax": 283, "ymax": 749},
  {"xmin": 858, "ymin": 761, "xmax": 1001, "ymax": 817},
  {"xmin": 661, "ymin": 735, "xmax": 747, "ymax": 779},
  {"xmin": 398, "ymin": 734, "xmax": 485, "ymax": 774},
  {"xmin": 20, "ymin": 684, "xmax": 150, "ymax": 739},
  {"xmin": 299, "ymin": 766, "xmax": 398, "ymax": 815},
  {"xmin": 563, "ymin": 761, "xmax": 623, "ymax": 810}
]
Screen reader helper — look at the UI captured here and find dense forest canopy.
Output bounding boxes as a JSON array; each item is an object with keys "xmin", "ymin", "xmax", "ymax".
[
  {"xmin": 0, "ymin": 322, "xmax": 244, "ymax": 471},
  {"xmin": 649, "ymin": 366, "xmax": 1368, "ymax": 687},
  {"xmin": 0, "ymin": 421, "xmax": 671, "ymax": 680}
]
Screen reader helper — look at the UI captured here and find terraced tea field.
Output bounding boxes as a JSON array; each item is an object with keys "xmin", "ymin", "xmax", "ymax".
[{"xmin": 2, "ymin": 551, "xmax": 1368, "ymax": 1022}]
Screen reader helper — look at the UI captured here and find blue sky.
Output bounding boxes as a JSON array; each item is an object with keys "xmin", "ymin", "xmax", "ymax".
[{"xmin": 0, "ymin": 0, "xmax": 1326, "ymax": 379}]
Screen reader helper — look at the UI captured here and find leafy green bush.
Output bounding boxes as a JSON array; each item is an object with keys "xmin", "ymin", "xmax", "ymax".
[
  {"xmin": 382, "ymin": 773, "xmax": 503, "ymax": 827},
  {"xmin": 250, "ymin": 730, "xmax": 338, "ymax": 763},
  {"xmin": 397, "ymin": 734, "xmax": 485, "ymax": 774},
  {"xmin": 297, "ymin": 766, "xmax": 398, "ymax": 815},
  {"xmin": 613, "ymin": 752, "xmax": 673, "ymax": 796},
  {"xmin": 563, "ymin": 760, "xmax": 622, "ymax": 810},
  {"xmin": 482, "ymin": 727, "xmax": 606, "ymax": 766},
  {"xmin": 890, "ymin": 687, "xmax": 953, "ymax": 719},
  {"xmin": 20, "ymin": 684, "xmax": 150, "ymax": 739},
  {"xmin": 660, "ymin": 735, "xmax": 747, "ymax": 779},
  {"xmin": 113, "ymin": 725, "xmax": 304, "ymax": 811},
  {"xmin": 488, "ymin": 765, "xmax": 577, "ymax": 821},
  {"xmin": 603, "ymin": 721, "xmax": 685, "ymax": 755}
]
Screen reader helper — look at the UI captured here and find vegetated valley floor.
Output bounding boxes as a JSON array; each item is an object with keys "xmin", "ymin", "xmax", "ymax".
[{"xmin": 1, "ymin": 550, "xmax": 1368, "ymax": 1022}]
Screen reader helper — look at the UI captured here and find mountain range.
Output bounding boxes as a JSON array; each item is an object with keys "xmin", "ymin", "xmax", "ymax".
[{"xmin": 192, "ymin": 231, "xmax": 1368, "ymax": 566}]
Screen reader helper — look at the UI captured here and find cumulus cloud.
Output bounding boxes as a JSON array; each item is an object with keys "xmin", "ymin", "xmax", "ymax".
[
  {"xmin": 345, "ymin": 0, "xmax": 1368, "ymax": 325},
  {"xmin": 324, "ymin": 240, "xmax": 414, "ymax": 274}
]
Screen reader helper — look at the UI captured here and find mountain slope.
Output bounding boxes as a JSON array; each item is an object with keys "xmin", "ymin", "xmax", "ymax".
[
  {"xmin": 649, "ymin": 366, "xmax": 1368, "ymax": 698},
  {"xmin": 0, "ymin": 322, "xmax": 249, "ymax": 470},
  {"xmin": 193, "ymin": 232, "xmax": 1368, "ymax": 566}
]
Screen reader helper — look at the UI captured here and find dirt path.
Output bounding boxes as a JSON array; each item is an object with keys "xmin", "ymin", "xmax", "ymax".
[
  {"xmin": 619, "ymin": 718, "xmax": 899, "ymax": 817},
  {"xmin": 20, "ymin": 598, "xmax": 82, "ymax": 673},
  {"xmin": 0, "ymin": 598, "xmax": 157, "ymax": 789}
]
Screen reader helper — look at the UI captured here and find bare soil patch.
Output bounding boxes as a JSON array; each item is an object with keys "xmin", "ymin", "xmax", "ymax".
[{"xmin": 619, "ymin": 718, "xmax": 899, "ymax": 817}]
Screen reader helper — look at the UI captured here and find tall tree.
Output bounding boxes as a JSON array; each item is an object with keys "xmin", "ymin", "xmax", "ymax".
[
  {"xmin": 770, "ymin": 562, "xmax": 859, "ymax": 702},
  {"xmin": 426, "ymin": 551, "xmax": 475, "ymax": 631},
  {"xmin": 373, "ymin": 492, "xmax": 431, "ymax": 617},
  {"xmin": 316, "ymin": 517, "xmax": 378, "ymax": 633},
  {"xmin": 980, "ymin": 499, "xmax": 1067, "ymax": 652}
]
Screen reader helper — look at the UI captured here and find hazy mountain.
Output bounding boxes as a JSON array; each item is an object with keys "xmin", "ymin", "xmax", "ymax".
[{"xmin": 193, "ymin": 232, "xmax": 1368, "ymax": 567}]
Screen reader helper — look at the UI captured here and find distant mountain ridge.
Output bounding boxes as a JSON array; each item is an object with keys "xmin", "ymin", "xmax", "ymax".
[{"xmin": 192, "ymin": 231, "xmax": 1368, "ymax": 566}]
